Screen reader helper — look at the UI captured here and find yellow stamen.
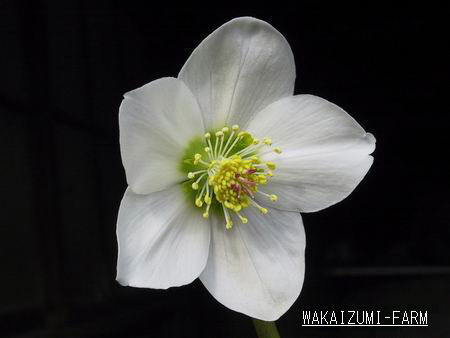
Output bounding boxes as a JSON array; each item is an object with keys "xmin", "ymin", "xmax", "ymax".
[
  {"xmin": 184, "ymin": 125, "xmax": 280, "ymax": 229},
  {"xmin": 236, "ymin": 212, "xmax": 248, "ymax": 224}
]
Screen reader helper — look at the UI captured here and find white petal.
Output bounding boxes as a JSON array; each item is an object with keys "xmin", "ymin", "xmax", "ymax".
[
  {"xmin": 247, "ymin": 94, "xmax": 376, "ymax": 212},
  {"xmin": 116, "ymin": 186, "xmax": 210, "ymax": 289},
  {"xmin": 200, "ymin": 208, "xmax": 305, "ymax": 321},
  {"xmin": 119, "ymin": 77, "xmax": 204, "ymax": 194},
  {"xmin": 178, "ymin": 17, "xmax": 295, "ymax": 130}
]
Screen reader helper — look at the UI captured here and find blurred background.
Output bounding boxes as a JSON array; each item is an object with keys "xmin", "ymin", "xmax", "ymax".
[{"xmin": 0, "ymin": 1, "xmax": 448, "ymax": 337}]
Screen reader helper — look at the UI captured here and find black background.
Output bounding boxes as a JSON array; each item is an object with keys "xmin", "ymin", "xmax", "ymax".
[{"xmin": 1, "ymin": 1, "xmax": 448, "ymax": 337}]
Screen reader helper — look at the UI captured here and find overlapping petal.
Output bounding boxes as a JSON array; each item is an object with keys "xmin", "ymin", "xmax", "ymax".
[
  {"xmin": 116, "ymin": 186, "xmax": 210, "ymax": 289},
  {"xmin": 200, "ymin": 208, "xmax": 305, "ymax": 321},
  {"xmin": 178, "ymin": 17, "xmax": 295, "ymax": 130},
  {"xmin": 247, "ymin": 94, "xmax": 376, "ymax": 212},
  {"xmin": 119, "ymin": 77, "xmax": 204, "ymax": 194}
]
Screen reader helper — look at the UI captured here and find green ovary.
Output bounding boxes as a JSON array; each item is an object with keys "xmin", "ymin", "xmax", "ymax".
[{"xmin": 179, "ymin": 125, "xmax": 282, "ymax": 229}]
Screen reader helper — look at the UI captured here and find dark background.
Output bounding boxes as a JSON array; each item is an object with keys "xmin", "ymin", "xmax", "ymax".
[{"xmin": 1, "ymin": 1, "xmax": 448, "ymax": 337}]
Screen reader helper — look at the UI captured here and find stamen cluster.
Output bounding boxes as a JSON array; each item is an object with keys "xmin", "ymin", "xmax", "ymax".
[{"xmin": 186, "ymin": 125, "xmax": 281, "ymax": 229}]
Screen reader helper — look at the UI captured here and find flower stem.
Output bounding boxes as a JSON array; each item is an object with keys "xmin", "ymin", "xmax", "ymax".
[{"xmin": 252, "ymin": 319, "xmax": 281, "ymax": 338}]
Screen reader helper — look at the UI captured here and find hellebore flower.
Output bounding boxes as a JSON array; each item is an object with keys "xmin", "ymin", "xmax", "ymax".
[{"xmin": 116, "ymin": 17, "xmax": 375, "ymax": 321}]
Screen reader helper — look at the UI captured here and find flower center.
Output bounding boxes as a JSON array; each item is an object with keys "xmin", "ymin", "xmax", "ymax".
[{"xmin": 184, "ymin": 125, "xmax": 282, "ymax": 229}]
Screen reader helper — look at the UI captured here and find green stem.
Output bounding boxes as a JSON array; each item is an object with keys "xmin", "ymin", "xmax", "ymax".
[{"xmin": 252, "ymin": 319, "xmax": 281, "ymax": 338}]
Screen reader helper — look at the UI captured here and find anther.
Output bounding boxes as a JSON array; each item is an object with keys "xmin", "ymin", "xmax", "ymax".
[
  {"xmin": 263, "ymin": 137, "xmax": 272, "ymax": 145},
  {"xmin": 226, "ymin": 220, "xmax": 233, "ymax": 229},
  {"xmin": 195, "ymin": 198, "xmax": 203, "ymax": 207},
  {"xmin": 232, "ymin": 125, "xmax": 239, "ymax": 131},
  {"xmin": 250, "ymin": 199, "xmax": 269, "ymax": 214},
  {"xmin": 194, "ymin": 153, "xmax": 202, "ymax": 165},
  {"xmin": 274, "ymin": 147, "xmax": 282, "ymax": 154},
  {"xmin": 258, "ymin": 190, "xmax": 278, "ymax": 202},
  {"xmin": 204, "ymin": 195, "xmax": 212, "ymax": 205},
  {"xmin": 266, "ymin": 162, "xmax": 276, "ymax": 170},
  {"xmin": 223, "ymin": 205, "xmax": 233, "ymax": 229},
  {"xmin": 204, "ymin": 132, "xmax": 211, "ymax": 139},
  {"xmin": 236, "ymin": 212, "xmax": 248, "ymax": 224}
]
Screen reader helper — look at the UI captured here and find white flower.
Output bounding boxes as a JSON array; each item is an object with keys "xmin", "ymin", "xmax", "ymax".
[{"xmin": 116, "ymin": 17, "xmax": 375, "ymax": 321}]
